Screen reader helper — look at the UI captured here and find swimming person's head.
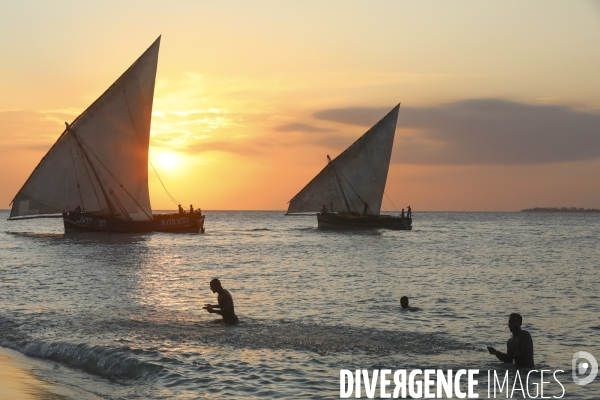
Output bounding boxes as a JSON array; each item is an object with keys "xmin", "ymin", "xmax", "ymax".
[
  {"xmin": 508, "ymin": 313, "xmax": 523, "ymax": 333},
  {"xmin": 210, "ymin": 278, "xmax": 223, "ymax": 293},
  {"xmin": 400, "ymin": 296, "xmax": 409, "ymax": 309}
]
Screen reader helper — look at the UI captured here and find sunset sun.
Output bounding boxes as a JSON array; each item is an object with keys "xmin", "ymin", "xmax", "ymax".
[{"xmin": 154, "ymin": 151, "xmax": 180, "ymax": 171}]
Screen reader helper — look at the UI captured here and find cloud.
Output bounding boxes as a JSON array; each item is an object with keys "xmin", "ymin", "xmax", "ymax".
[
  {"xmin": 151, "ymin": 109, "xmax": 237, "ymax": 139},
  {"xmin": 0, "ymin": 109, "xmax": 67, "ymax": 152},
  {"xmin": 314, "ymin": 107, "xmax": 391, "ymax": 127},
  {"xmin": 273, "ymin": 122, "xmax": 336, "ymax": 133},
  {"xmin": 183, "ymin": 141, "xmax": 265, "ymax": 156},
  {"xmin": 313, "ymin": 99, "xmax": 600, "ymax": 165}
]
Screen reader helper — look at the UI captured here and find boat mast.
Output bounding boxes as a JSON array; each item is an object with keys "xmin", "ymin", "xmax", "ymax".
[
  {"xmin": 329, "ymin": 155, "xmax": 374, "ymax": 215},
  {"xmin": 327, "ymin": 155, "xmax": 352, "ymax": 213},
  {"xmin": 69, "ymin": 129, "xmax": 120, "ymax": 217},
  {"xmin": 70, "ymin": 128, "xmax": 155, "ymax": 221}
]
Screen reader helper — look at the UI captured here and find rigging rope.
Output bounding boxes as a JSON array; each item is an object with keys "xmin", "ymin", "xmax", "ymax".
[
  {"xmin": 70, "ymin": 132, "xmax": 109, "ymax": 215},
  {"xmin": 364, "ymin": 140, "xmax": 399, "ymax": 213},
  {"xmin": 328, "ymin": 156, "xmax": 354, "ymax": 213},
  {"xmin": 123, "ymin": 88, "xmax": 181, "ymax": 206},
  {"xmin": 335, "ymin": 166, "xmax": 366, "ymax": 213},
  {"xmin": 66, "ymin": 131, "xmax": 86, "ymax": 211},
  {"xmin": 149, "ymin": 160, "xmax": 181, "ymax": 205},
  {"xmin": 73, "ymin": 132, "xmax": 152, "ymax": 220},
  {"xmin": 329, "ymin": 166, "xmax": 346, "ymax": 212},
  {"xmin": 71, "ymin": 132, "xmax": 122, "ymax": 218},
  {"xmin": 383, "ymin": 191, "xmax": 399, "ymax": 213}
]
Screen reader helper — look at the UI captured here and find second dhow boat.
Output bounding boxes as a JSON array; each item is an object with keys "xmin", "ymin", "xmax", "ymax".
[
  {"xmin": 8, "ymin": 37, "xmax": 205, "ymax": 233},
  {"xmin": 286, "ymin": 104, "xmax": 411, "ymax": 230}
]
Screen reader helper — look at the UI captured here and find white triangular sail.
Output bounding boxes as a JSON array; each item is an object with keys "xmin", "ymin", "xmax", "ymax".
[
  {"xmin": 287, "ymin": 104, "xmax": 399, "ymax": 215},
  {"xmin": 10, "ymin": 37, "xmax": 160, "ymax": 221}
]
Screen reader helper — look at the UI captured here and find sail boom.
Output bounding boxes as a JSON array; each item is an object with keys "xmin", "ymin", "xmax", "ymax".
[
  {"xmin": 8, "ymin": 214, "xmax": 63, "ymax": 221},
  {"xmin": 284, "ymin": 212, "xmax": 318, "ymax": 216}
]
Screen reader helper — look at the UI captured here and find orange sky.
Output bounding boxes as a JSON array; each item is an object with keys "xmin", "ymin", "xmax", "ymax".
[{"xmin": 1, "ymin": 1, "xmax": 600, "ymax": 211}]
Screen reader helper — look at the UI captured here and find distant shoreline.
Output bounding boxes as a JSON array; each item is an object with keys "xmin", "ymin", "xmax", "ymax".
[{"xmin": 521, "ymin": 207, "xmax": 600, "ymax": 212}]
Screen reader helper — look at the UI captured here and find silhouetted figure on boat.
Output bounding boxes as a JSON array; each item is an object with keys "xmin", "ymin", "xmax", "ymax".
[
  {"xmin": 487, "ymin": 313, "xmax": 534, "ymax": 369},
  {"xmin": 74, "ymin": 205, "xmax": 81, "ymax": 214},
  {"xmin": 407, "ymin": 206, "xmax": 412, "ymax": 218},
  {"xmin": 321, "ymin": 205, "xmax": 328, "ymax": 213},
  {"xmin": 203, "ymin": 278, "xmax": 238, "ymax": 324},
  {"xmin": 178, "ymin": 204, "xmax": 184, "ymax": 214},
  {"xmin": 401, "ymin": 209, "xmax": 405, "ymax": 218},
  {"xmin": 363, "ymin": 203, "xmax": 370, "ymax": 216},
  {"xmin": 190, "ymin": 204, "xmax": 194, "ymax": 214}
]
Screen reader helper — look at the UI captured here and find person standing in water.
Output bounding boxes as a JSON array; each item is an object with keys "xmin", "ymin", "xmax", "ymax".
[
  {"xmin": 487, "ymin": 313, "xmax": 534, "ymax": 368},
  {"xmin": 203, "ymin": 278, "xmax": 238, "ymax": 324}
]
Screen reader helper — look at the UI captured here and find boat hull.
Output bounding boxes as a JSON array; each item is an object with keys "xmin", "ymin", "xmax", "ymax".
[
  {"xmin": 63, "ymin": 212, "xmax": 205, "ymax": 233},
  {"xmin": 317, "ymin": 212, "xmax": 411, "ymax": 230}
]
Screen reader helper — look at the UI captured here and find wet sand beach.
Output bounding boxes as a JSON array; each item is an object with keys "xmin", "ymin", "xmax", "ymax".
[{"xmin": 0, "ymin": 347, "xmax": 65, "ymax": 399}]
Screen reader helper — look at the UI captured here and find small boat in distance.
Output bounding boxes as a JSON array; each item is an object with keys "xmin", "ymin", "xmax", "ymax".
[
  {"xmin": 8, "ymin": 37, "xmax": 205, "ymax": 233},
  {"xmin": 286, "ymin": 104, "xmax": 411, "ymax": 230}
]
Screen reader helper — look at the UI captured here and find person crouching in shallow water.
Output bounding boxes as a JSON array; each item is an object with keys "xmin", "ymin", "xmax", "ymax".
[
  {"xmin": 487, "ymin": 313, "xmax": 534, "ymax": 368},
  {"xmin": 203, "ymin": 278, "xmax": 238, "ymax": 324}
]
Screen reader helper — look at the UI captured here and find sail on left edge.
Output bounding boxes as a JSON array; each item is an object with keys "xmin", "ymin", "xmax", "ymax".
[{"xmin": 9, "ymin": 37, "xmax": 161, "ymax": 221}]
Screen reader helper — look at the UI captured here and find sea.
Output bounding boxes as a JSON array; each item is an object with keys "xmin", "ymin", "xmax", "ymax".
[{"xmin": 0, "ymin": 210, "xmax": 599, "ymax": 399}]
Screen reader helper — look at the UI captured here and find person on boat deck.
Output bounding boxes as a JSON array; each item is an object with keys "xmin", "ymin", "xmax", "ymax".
[
  {"xmin": 190, "ymin": 204, "xmax": 194, "ymax": 214},
  {"xmin": 203, "ymin": 278, "xmax": 238, "ymax": 324},
  {"xmin": 321, "ymin": 205, "xmax": 328, "ymax": 214},
  {"xmin": 362, "ymin": 203, "xmax": 370, "ymax": 216},
  {"xmin": 178, "ymin": 204, "xmax": 184, "ymax": 214},
  {"xmin": 74, "ymin": 205, "xmax": 81, "ymax": 214},
  {"xmin": 401, "ymin": 209, "xmax": 405, "ymax": 218},
  {"xmin": 407, "ymin": 206, "xmax": 412, "ymax": 218},
  {"xmin": 487, "ymin": 313, "xmax": 534, "ymax": 369}
]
